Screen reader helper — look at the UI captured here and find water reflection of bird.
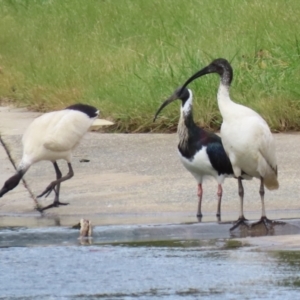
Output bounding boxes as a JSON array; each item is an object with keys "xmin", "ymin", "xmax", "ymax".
[
  {"xmin": 180, "ymin": 58, "xmax": 279, "ymax": 231},
  {"xmin": 0, "ymin": 104, "xmax": 99, "ymax": 211},
  {"xmin": 154, "ymin": 87, "xmax": 234, "ymax": 221}
]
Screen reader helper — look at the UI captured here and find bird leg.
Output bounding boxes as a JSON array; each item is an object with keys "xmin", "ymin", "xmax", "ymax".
[
  {"xmin": 216, "ymin": 184, "xmax": 222, "ymax": 218},
  {"xmin": 38, "ymin": 162, "xmax": 63, "ymax": 198},
  {"xmin": 37, "ymin": 162, "xmax": 74, "ymax": 211},
  {"xmin": 230, "ymin": 177, "xmax": 249, "ymax": 231},
  {"xmin": 52, "ymin": 162, "xmax": 64, "ymax": 203},
  {"xmin": 249, "ymin": 177, "xmax": 285, "ymax": 230},
  {"xmin": 197, "ymin": 183, "xmax": 203, "ymax": 220}
]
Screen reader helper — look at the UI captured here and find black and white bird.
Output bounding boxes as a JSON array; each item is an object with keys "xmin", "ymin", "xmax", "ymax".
[
  {"xmin": 154, "ymin": 86, "xmax": 234, "ymax": 220},
  {"xmin": 0, "ymin": 103, "xmax": 99, "ymax": 211},
  {"xmin": 180, "ymin": 58, "xmax": 279, "ymax": 230}
]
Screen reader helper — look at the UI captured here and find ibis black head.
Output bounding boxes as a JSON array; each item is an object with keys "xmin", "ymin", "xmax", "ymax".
[
  {"xmin": 0, "ymin": 172, "xmax": 23, "ymax": 197},
  {"xmin": 65, "ymin": 103, "xmax": 99, "ymax": 119},
  {"xmin": 179, "ymin": 58, "xmax": 233, "ymax": 95},
  {"xmin": 153, "ymin": 87, "xmax": 190, "ymax": 122}
]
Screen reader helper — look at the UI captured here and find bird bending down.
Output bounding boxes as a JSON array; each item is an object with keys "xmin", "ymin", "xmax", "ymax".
[
  {"xmin": 180, "ymin": 58, "xmax": 279, "ymax": 231},
  {"xmin": 154, "ymin": 87, "xmax": 234, "ymax": 220},
  {"xmin": 0, "ymin": 103, "xmax": 99, "ymax": 212}
]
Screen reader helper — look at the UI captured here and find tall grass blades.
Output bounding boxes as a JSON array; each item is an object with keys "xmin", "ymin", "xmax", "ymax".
[{"xmin": 0, "ymin": 0, "xmax": 300, "ymax": 132}]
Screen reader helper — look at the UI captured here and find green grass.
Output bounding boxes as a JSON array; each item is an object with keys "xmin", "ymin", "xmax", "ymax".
[{"xmin": 0, "ymin": 0, "xmax": 300, "ymax": 132}]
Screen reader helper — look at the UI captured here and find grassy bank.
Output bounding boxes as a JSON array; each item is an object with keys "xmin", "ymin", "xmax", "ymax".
[{"xmin": 0, "ymin": 0, "xmax": 300, "ymax": 132}]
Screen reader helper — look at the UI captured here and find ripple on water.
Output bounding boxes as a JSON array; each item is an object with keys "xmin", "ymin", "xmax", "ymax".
[{"xmin": 1, "ymin": 242, "xmax": 300, "ymax": 300}]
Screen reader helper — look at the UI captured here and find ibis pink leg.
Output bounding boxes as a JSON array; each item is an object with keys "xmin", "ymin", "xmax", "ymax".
[{"xmin": 197, "ymin": 183, "xmax": 203, "ymax": 218}]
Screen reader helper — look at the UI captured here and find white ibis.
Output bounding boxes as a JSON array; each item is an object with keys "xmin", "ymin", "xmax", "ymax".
[
  {"xmin": 0, "ymin": 103, "xmax": 99, "ymax": 211},
  {"xmin": 180, "ymin": 58, "xmax": 279, "ymax": 230},
  {"xmin": 154, "ymin": 86, "xmax": 234, "ymax": 220}
]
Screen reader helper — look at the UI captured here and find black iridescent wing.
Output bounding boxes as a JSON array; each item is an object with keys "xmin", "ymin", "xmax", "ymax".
[{"xmin": 206, "ymin": 140, "xmax": 233, "ymax": 175}]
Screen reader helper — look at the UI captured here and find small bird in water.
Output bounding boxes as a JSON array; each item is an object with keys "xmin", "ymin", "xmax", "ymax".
[
  {"xmin": 79, "ymin": 219, "xmax": 93, "ymax": 238},
  {"xmin": 154, "ymin": 86, "xmax": 234, "ymax": 220},
  {"xmin": 0, "ymin": 103, "xmax": 99, "ymax": 211},
  {"xmin": 179, "ymin": 58, "xmax": 280, "ymax": 231},
  {"xmin": 72, "ymin": 219, "xmax": 93, "ymax": 245}
]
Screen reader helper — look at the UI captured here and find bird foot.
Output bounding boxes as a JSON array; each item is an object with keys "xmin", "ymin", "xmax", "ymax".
[
  {"xmin": 196, "ymin": 213, "xmax": 203, "ymax": 222},
  {"xmin": 35, "ymin": 203, "xmax": 44, "ymax": 213},
  {"xmin": 37, "ymin": 201, "xmax": 69, "ymax": 212},
  {"xmin": 249, "ymin": 216, "xmax": 285, "ymax": 231},
  {"xmin": 230, "ymin": 216, "xmax": 249, "ymax": 231},
  {"xmin": 37, "ymin": 183, "xmax": 57, "ymax": 198},
  {"xmin": 216, "ymin": 212, "xmax": 221, "ymax": 222}
]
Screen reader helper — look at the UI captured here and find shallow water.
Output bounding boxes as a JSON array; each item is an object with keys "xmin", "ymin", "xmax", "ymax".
[{"xmin": 1, "ymin": 224, "xmax": 300, "ymax": 299}]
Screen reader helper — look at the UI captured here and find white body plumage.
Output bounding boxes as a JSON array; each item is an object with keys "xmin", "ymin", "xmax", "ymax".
[
  {"xmin": 218, "ymin": 84, "xmax": 278, "ymax": 190},
  {"xmin": 19, "ymin": 108, "xmax": 98, "ymax": 171},
  {"xmin": 179, "ymin": 147, "xmax": 226, "ymax": 184}
]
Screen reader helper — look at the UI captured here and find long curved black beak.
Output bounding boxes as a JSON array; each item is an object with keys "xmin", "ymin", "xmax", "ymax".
[
  {"xmin": 179, "ymin": 65, "xmax": 211, "ymax": 96},
  {"xmin": 153, "ymin": 93, "xmax": 178, "ymax": 122}
]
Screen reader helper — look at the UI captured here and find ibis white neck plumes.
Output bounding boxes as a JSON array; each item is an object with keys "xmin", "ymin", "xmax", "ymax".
[
  {"xmin": 180, "ymin": 89, "xmax": 193, "ymax": 117},
  {"xmin": 178, "ymin": 89, "xmax": 194, "ymax": 148},
  {"xmin": 216, "ymin": 83, "xmax": 237, "ymax": 120},
  {"xmin": 214, "ymin": 63, "xmax": 238, "ymax": 120},
  {"xmin": 217, "ymin": 82, "xmax": 230, "ymax": 101}
]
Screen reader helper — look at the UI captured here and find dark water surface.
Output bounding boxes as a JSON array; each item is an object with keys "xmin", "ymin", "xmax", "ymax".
[{"xmin": 1, "ymin": 223, "xmax": 300, "ymax": 299}]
